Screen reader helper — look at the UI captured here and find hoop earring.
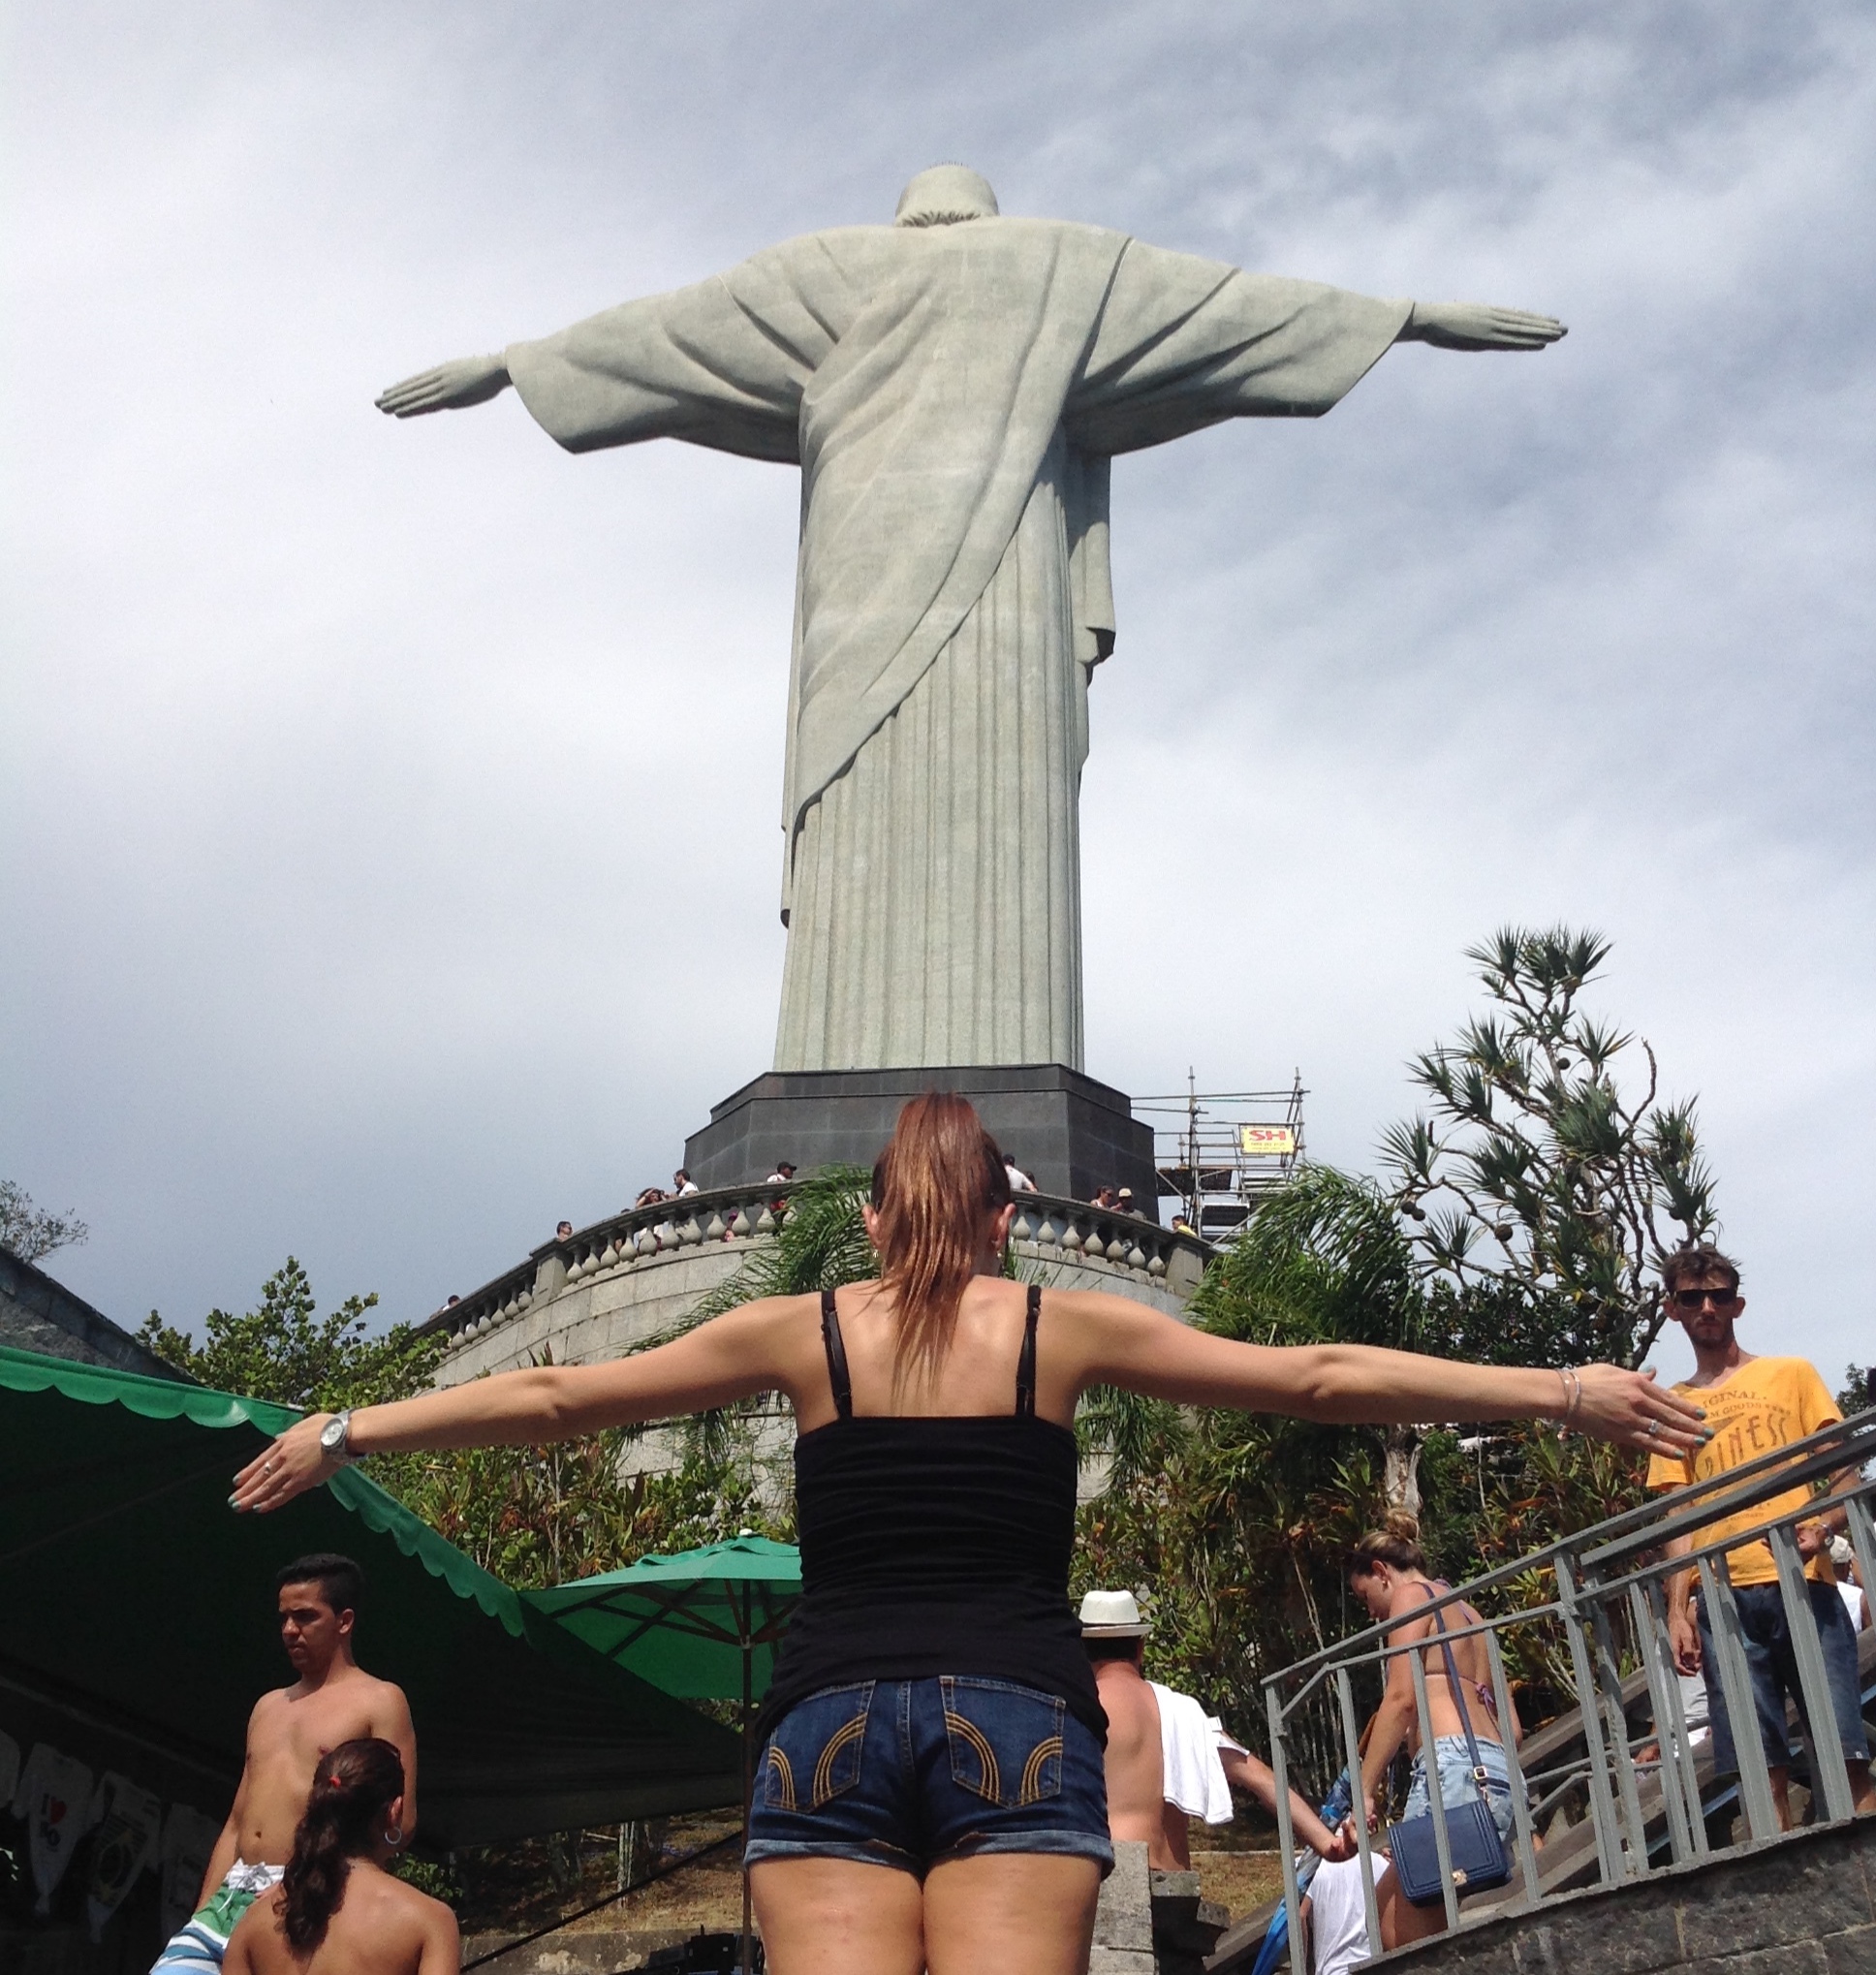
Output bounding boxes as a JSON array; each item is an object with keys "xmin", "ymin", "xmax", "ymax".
[{"xmin": 384, "ymin": 1823, "xmax": 403, "ymax": 1848}]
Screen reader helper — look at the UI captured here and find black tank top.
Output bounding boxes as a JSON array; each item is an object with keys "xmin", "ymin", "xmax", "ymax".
[{"xmin": 755, "ymin": 1283, "xmax": 1106, "ymax": 1744}]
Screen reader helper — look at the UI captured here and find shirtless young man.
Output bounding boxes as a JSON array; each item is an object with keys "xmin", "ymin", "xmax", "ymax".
[
  {"xmin": 1080, "ymin": 1591, "xmax": 1353, "ymax": 1869},
  {"xmin": 153, "ymin": 1555, "xmax": 418, "ymax": 1973}
]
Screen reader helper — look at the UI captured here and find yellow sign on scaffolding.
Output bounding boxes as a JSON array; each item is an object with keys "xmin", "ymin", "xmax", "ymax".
[{"xmin": 1239, "ymin": 1125, "xmax": 1297, "ymax": 1158}]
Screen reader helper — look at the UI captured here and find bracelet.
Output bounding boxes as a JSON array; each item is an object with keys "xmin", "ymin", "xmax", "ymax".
[{"xmin": 1556, "ymin": 1368, "xmax": 1583, "ymax": 1428}]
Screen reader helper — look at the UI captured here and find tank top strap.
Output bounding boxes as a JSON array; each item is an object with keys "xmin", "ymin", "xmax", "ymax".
[
  {"xmin": 1016, "ymin": 1282, "xmax": 1041, "ymax": 1417},
  {"xmin": 821, "ymin": 1289, "xmax": 854, "ymax": 1421}
]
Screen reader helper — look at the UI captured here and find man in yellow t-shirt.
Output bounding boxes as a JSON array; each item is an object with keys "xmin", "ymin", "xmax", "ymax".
[{"xmin": 1645, "ymin": 1245, "xmax": 1872, "ymax": 1825}]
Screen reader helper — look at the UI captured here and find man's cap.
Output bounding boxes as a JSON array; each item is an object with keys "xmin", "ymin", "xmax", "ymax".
[
  {"xmin": 1079, "ymin": 1588, "xmax": 1151, "ymax": 1638},
  {"xmin": 1830, "ymin": 1534, "xmax": 1855, "ymax": 1569}
]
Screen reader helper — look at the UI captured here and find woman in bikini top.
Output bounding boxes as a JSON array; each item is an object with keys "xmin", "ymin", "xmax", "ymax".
[{"xmin": 1346, "ymin": 1514, "xmax": 1516, "ymax": 1751}]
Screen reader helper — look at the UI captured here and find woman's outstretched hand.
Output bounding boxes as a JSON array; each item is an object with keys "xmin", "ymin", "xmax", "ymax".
[
  {"xmin": 1572, "ymin": 1364, "xmax": 1708, "ymax": 1455},
  {"xmin": 231, "ymin": 1415, "xmax": 341, "ymax": 1514}
]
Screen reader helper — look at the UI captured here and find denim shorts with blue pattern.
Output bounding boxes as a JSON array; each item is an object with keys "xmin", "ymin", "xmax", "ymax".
[
  {"xmin": 744, "ymin": 1677, "xmax": 1114, "ymax": 1877},
  {"xmin": 1404, "ymin": 1734, "xmax": 1516, "ymax": 1842}
]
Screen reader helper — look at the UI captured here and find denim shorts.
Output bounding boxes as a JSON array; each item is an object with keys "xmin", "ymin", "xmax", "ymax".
[
  {"xmin": 1698, "ymin": 1579, "xmax": 1871, "ymax": 1777},
  {"xmin": 1404, "ymin": 1735, "xmax": 1516, "ymax": 1841},
  {"xmin": 744, "ymin": 1677, "xmax": 1113, "ymax": 1877}
]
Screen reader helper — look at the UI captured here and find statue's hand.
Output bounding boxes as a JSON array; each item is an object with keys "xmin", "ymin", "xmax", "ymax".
[
  {"xmin": 375, "ymin": 354, "xmax": 512, "ymax": 417},
  {"xmin": 1403, "ymin": 302, "xmax": 1567, "ymax": 351}
]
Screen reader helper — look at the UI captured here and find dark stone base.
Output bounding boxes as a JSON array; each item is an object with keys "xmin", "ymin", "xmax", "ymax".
[{"xmin": 684, "ymin": 1064, "xmax": 1157, "ymax": 1205}]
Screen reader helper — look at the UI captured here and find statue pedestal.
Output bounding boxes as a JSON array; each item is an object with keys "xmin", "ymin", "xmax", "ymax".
[{"xmin": 684, "ymin": 1064, "xmax": 1157, "ymax": 1204}]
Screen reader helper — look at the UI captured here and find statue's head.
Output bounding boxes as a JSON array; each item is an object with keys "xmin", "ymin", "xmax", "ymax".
[{"xmin": 894, "ymin": 164, "xmax": 999, "ymax": 228}]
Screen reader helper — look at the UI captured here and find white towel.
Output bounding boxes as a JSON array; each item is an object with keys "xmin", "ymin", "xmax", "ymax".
[{"xmin": 1150, "ymin": 1681, "xmax": 1235, "ymax": 1825}]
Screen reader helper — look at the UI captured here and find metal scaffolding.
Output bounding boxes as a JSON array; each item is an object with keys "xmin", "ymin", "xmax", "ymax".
[{"xmin": 1135, "ymin": 1071, "xmax": 1307, "ymax": 1238}]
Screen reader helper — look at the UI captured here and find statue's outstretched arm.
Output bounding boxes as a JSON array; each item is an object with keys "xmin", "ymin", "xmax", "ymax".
[
  {"xmin": 1396, "ymin": 301, "xmax": 1566, "ymax": 351},
  {"xmin": 375, "ymin": 354, "xmax": 513, "ymax": 418}
]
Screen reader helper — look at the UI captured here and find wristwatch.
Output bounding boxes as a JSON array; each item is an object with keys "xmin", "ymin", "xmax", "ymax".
[{"xmin": 319, "ymin": 1410, "xmax": 360, "ymax": 1466}]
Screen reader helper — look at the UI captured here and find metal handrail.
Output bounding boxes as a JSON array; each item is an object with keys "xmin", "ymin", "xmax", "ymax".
[{"xmin": 1261, "ymin": 1403, "xmax": 1876, "ymax": 1971}]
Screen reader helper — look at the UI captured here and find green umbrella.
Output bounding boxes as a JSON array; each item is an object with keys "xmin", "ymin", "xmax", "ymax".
[
  {"xmin": 525, "ymin": 1538, "xmax": 802, "ymax": 1973},
  {"xmin": 0, "ymin": 1346, "xmax": 743, "ymax": 1852},
  {"xmin": 523, "ymin": 1537, "xmax": 800, "ymax": 1702}
]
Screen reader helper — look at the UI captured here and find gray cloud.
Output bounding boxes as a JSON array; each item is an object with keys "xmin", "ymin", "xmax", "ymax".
[{"xmin": 4, "ymin": 1, "xmax": 1870, "ymax": 1387}]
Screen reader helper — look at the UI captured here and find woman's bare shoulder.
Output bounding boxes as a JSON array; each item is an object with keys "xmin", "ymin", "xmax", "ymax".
[{"xmin": 329, "ymin": 1865, "xmax": 456, "ymax": 1945}]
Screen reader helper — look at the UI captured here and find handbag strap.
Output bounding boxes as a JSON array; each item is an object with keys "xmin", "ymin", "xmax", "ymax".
[{"xmin": 1419, "ymin": 1584, "xmax": 1491, "ymax": 1787}]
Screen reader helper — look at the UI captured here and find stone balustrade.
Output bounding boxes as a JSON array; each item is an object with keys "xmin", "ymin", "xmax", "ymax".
[
  {"xmin": 1007, "ymin": 1195, "xmax": 1207, "ymax": 1295},
  {"xmin": 420, "ymin": 1179, "xmax": 794, "ymax": 1347},
  {"xmin": 421, "ymin": 1179, "xmax": 1212, "ymax": 1368}
]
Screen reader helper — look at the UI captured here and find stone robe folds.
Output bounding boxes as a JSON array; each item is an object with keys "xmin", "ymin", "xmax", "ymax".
[{"xmin": 504, "ymin": 220, "xmax": 1409, "ymax": 1072}]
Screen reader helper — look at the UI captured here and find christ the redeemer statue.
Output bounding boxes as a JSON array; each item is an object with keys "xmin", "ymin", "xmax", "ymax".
[{"xmin": 380, "ymin": 165, "xmax": 1562, "ymax": 1076}]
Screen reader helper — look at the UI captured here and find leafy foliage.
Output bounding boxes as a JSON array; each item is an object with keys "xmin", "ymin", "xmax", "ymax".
[
  {"xmin": 0, "ymin": 1179, "xmax": 88, "ymax": 1264},
  {"xmin": 1074, "ymin": 1155, "xmax": 1657, "ymax": 1768},
  {"xmin": 391, "ymin": 1412, "xmax": 794, "ymax": 1591},
  {"xmin": 137, "ymin": 1257, "xmax": 445, "ymax": 1410},
  {"xmin": 685, "ymin": 1165, "xmax": 877, "ymax": 1319},
  {"xmin": 1838, "ymin": 1363, "xmax": 1875, "ymax": 1422},
  {"xmin": 1382, "ymin": 926, "xmax": 1715, "ymax": 1368}
]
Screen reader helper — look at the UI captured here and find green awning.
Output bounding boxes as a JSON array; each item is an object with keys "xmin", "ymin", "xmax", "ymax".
[
  {"xmin": 525, "ymin": 1538, "xmax": 802, "ymax": 1702},
  {"xmin": 0, "ymin": 1345, "xmax": 740, "ymax": 1845}
]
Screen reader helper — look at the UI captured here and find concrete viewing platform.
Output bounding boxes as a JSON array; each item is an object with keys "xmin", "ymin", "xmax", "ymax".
[{"xmin": 421, "ymin": 1180, "xmax": 1213, "ymax": 1387}]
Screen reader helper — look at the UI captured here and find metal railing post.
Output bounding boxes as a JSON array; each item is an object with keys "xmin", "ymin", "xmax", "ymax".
[
  {"xmin": 1697, "ymin": 1555, "xmax": 1783, "ymax": 1842},
  {"xmin": 1767, "ymin": 1523, "xmax": 1856, "ymax": 1823},
  {"xmin": 1555, "ymin": 1553, "xmax": 1629, "ymax": 1883},
  {"xmin": 1640, "ymin": 1577, "xmax": 1707, "ymax": 1858},
  {"xmin": 1404, "ymin": 1639, "xmax": 1463, "ymax": 1931},
  {"xmin": 1266, "ymin": 1685, "xmax": 1308, "ymax": 1975},
  {"xmin": 1626, "ymin": 1581, "xmax": 1696, "ymax": 1864},
  {"xmin": 1589, "ymin": 1594, "xmax": 1651, "ymax": 1865},
  {"xmin": 1334, "ymin": 1666, "xmax": 1385, "ymax": 1959},
  {"xmin": 1482, "ymin": 1626, "xmax": 1543, "ymax": 1905},
  {"xmin": 1847, "ymin": 1494, "xmax": 1876, "ymax": 1629},
  {"xmin": 1848, "ymin": 1492, "xmax": 1876, "ymax": 1635}
]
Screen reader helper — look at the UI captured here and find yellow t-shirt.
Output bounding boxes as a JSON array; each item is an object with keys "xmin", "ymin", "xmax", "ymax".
[{"xmin": 1645, "ymin": 1356, "xmax": 1841, "ymax": 1587}]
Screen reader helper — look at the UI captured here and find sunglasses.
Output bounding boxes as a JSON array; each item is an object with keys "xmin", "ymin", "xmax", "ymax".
[{"xmin": 1672, "ymin": 1287, "xmax": 1738, "ymax": 1310}]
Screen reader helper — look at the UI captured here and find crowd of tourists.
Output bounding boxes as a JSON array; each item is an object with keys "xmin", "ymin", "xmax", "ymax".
[{"xmin": 193, "ymin": 1095, "xmax": 1867, "ymax": 1975}]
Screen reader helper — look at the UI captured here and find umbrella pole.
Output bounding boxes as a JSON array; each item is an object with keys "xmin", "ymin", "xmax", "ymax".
[{"xmin": 740, "ymin": 1585, "xmax": 753, "ymax": 1975}]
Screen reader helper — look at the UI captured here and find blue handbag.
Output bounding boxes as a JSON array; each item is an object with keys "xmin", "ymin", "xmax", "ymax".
[{"xmin": 1385, "ymin": 1601, "xmax": 1512, "ymax": 1907}]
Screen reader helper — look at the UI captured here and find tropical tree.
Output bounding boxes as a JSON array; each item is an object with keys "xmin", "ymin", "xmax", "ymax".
[
  {"xmin": 1382, "ymin": 926, "xmax": 1715, "ymax": 1369},
  {"xmin": 137, "ymin": 1257, "xmax": 443, "ymax": 1410},
  {"xmin": 0, "ymin": 1179, "xmax": 88, "ymax": 1263}
]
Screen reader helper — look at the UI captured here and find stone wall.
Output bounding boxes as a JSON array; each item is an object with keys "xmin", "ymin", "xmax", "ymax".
[
  {"xmin": 1377, "ymin": 1813, "xmax": 1876, "ymax": 1975},
  {"xmin": 433, "ymin": 1243, "xmax": 747, "ymax": 1385},
  {"xmin": 0, "ymin": 1246, "xmax": 188, "ymax": 1381},
  {"xmin": 429, "ymin": 1208, "xmax": 1202, "ymax": 1391}
]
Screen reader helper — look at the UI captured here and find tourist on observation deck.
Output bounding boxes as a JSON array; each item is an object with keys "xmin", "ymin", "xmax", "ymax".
[
  {"xmin": 1647, "ymin": 1243, "xmax": 1874, "ymax": 1825},
  {"xmin": 1079, "ymin": 1588, "xmax": 1355, "ymax": 1868},
  {"xmin": 1348, "ymin": 1513, "xmax": 1520, "ymax": 1950}
]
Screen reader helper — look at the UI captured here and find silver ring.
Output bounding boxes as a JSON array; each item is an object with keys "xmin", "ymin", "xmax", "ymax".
[{"xmin": 1644, "ymin": 1420, "xmax": 1659, "ymax": 1438}]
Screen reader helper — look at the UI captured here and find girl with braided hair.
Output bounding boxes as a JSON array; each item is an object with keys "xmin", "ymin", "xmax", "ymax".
[{"xmin": 224, "ymin": 1739, "xmax": 455, "ymax": 1975}]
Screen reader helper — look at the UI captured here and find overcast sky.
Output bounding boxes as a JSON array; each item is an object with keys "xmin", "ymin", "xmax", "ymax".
[{"xmin": 4, "ymin": 2, "xmax": 1870, "ymax": 1388}]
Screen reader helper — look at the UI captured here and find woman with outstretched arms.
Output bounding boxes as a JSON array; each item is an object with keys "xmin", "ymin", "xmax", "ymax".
[{"xmin": 234, "ymin": 1096, "xmax": 1704, "ymax": 1975}]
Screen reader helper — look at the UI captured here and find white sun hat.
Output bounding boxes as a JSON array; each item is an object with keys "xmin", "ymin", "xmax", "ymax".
[{"xmin": 1079, "ymin": 1588, "xmax": 1151, "ymax": 1638}]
